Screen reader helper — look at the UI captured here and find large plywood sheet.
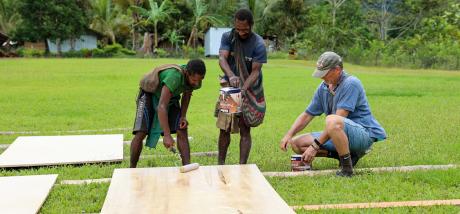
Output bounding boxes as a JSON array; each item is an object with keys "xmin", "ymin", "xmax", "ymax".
[
  {"xmin": 0, "ymin": 174, "xmax": 58, "ymax": 214},
  {"xmin": 101, "ymin": 164, "xmax": 295, "ymax": 214},
  {"xmin": 0, "ymin": 134, "xmax": 123, "ymax": 168}
]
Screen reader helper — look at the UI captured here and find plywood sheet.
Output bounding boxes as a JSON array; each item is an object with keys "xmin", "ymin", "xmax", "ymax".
[
  {"xmin": 101, "ymin": 164, "xmax": 294, "ymax": 214},
  {"xmin": 0, "ymin": 134, "xmax": 123, "ymax": 168},
  {"xmin": 0, "ymin": 174, "xmax": 58, "ymax": 213}
]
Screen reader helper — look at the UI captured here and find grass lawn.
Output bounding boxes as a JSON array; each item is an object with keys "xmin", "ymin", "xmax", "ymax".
[{"xmin": 1, "ymin": 58, "xmax": 459, "ymax": 213}]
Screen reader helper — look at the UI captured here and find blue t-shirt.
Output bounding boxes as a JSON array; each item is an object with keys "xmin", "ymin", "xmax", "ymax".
[
  {"xmin": 219, "ymin": 30, "xmax": 267, "ymax": 77},
  {"xmin": 306, "ymin": 71, "xmax": 387, "ymax": 141}
]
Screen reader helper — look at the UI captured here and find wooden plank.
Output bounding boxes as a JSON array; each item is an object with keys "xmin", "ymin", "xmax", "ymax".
[
  {"xmin": 56, "ymin": 164, "xmax": 458, "ymax": 186},
  {"xmin": 101, "ymin": 164, "xmax": 295, "ymax": 214},
  {"xmin": 292, "ymin": 199, "xmax": 460, "ymax": 210},
  {"xmin": 263, "ymin": 164, "xmax": 458, "ymax": 177},
  {"xmin": 0, "ymin": 134, "xmax": 123, "ymax": 168},
  {"xmin": 0, "ymin": 174, "xmax": 58, "ymax": 213}
]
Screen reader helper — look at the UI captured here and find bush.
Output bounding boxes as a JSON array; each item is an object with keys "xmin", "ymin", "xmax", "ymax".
[
  {"xmin": 154, "ymin": 48, "xmax": 168, "ymax": 58},
  {"xmin": 120, "ymin": 48, "xmax": 136, "ymax": 56},
  {"xmin": 17, "ymin": 48, "xmax": 45, "ymax": 57},
  {"xmin": 62, "ymin": 50, "xmax": 83, "ymax": 58},
  {"xmin": 80, "ymin": 48, "xmax": 92, "ymax": 58},
  {"xmin": 92, "ymin": 48, "xmax": 107, "ymax": 57},
  {"xmin": 102, "ymin": 43, "xmax": 123, "ymax": 56},
  {"xmin": 183, "ymin": 46, "xmax": 204, "ymax": 58},
  {"xmin": 268, "ymin": 51, "xmax": 288, "ymax": 59}
]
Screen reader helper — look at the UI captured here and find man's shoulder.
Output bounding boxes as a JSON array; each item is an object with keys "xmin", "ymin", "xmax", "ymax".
[
  {"xmin": 253, "ymin": 33, "xmax": 264, "ymax": 41},
  {"xmin": 343, "ymin": 75, "xmax": 361, "ymax": 85},
  {"xmin": 342, "ymin": 75, "xmax": 363, "ymax": 90},
  {"xmin": 221, "ymin": 31, "xmax": 232, "ymax": 40},
  {"xmin": 160, "ymin": 67, "xmax": 183, "ymax": 79}
]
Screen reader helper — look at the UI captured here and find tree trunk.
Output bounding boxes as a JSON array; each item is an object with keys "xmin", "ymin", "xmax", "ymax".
[
  {"xmin": 56, "ymin": 39, "xmax": 62, "ymax": 56},
  {"xmin": 328, "ymin": 0, "xmax": 346, "ymax": 50},
  {"xmin": 70, "ymin": 38, "xmax": 76, "ymax": 51},
  {"xmin": 187, "ymin": 27, "xmax": 196, "ymax": 48},
  {"xmin": 154, "ymin": 23, "xmax": 158, "ymax": 48},
  {"xmin": 142, "ymin": 32, "xmax": 153, "ymax": 56},
  {"xmin": 132, "ymin": 0, "xmax": 141, "ymax": 51},
  {"xmin": 132, "ymin": 26, "xmax": 137, "ymax": 51},
  {"xmin": 110, "ymin": 32, "xmax": 116, "ymax": 44}
]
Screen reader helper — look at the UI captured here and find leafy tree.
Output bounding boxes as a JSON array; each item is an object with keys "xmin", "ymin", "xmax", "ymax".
[
  {"xmin": 90, "ymin": 0, "xmax": 131, "ymax": 45},
  {"xmin": 257, "ymin": 0, "xmax": 308, "ymax": 48},
  {"xmin": 133, "ymin": 0, "xmax": 177, "ymax": 48},
  {"xmin": 186, "ymin": 0, "xmax": 223, "ymax": 48},
  {"xmin": 114, "ymin": 0, "xmax": 144, "ymax": 50},
  {"xmin": 0, "ymin": 0, "xmax": 20, "ymax": 35},
  {"xmin": 13, "ymin": 0, "xmax": 88, "ymax": 55},
  {"xmin": 165, "ymin": 29, "xmax": 184, "ymax": 55}
]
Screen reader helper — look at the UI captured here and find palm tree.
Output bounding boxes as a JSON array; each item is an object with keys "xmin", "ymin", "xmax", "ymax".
[
  {"xmin": 186, "ymin": 0, "xmax": 223, "ymax": 48},
  {"xmin": 165, "ymin": 29, "xmax": 184, "ymax": 55},
  {"xmin": 90, "ymin": 0, "xmax": 131, "ymax": 44},
  {"xmin": 132, "ymin": 0, "xmax": 177, "ymax": 48},
  {"xmin": 0, "ymin": 0, "xmax": 20, "ymax": 35},
  {"xmin": 114, "ymin": 0, "xmax": 144, "ymax": 50}
]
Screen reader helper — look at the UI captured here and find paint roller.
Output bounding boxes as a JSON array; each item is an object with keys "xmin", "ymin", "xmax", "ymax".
[
  {"xmin": 180, "ymin": 163, "xmax": 200, "ymax": 173},
  {"xmin": 169, "ymin": 147, "xmax": 200, "ymax": 173}
]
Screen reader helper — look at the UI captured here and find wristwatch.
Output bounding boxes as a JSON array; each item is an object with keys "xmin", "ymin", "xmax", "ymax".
[{"xmin": 311, "ymin": 138, "xmax": 321, "ymax": 150}]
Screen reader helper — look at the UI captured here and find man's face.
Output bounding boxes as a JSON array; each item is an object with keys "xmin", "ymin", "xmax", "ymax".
[
  {"xmin": 234, "ymin": 19, "xmax": 251, "ymax": 40},
  {"xmin": 186, "ymin": 73, "xmax": 204, "ymax": 88},
  {"xmin": 321, "ymin": 67, "xmax": 341, "ymax": 84}
]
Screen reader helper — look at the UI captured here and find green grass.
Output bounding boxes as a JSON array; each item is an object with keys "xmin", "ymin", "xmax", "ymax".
[
  {"xmin": 1, "ymin": 58, "xmax": 459, "ymax": 213},
  {"xmin": 297, "ymin": 206, "xmax": 460, "ymax": 213}
]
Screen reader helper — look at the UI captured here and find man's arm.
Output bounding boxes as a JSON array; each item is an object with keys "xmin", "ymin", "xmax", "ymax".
[
  {"xmin": 179, "ymin": 91, "xmax": 192, "ymax": 129},
  {"xmin": 158, "ymin": 85, "xmax": 174, "ymax": 148},
  {"xmin": 219, "ymin": 50, "xmax": 239, "ymax": 87},
  {"xmin": 280, "ymin": 112, "xmax": 315, "ymax": 151},
  {"xmin": 242, "ymin": 62, "xmax": 262, "ymax": 91}
]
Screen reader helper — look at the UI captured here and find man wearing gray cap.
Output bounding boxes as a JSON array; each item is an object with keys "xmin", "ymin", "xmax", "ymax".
[{"xmin": 280, "ymin": 51, "xmax": 386, "ymax": 177}]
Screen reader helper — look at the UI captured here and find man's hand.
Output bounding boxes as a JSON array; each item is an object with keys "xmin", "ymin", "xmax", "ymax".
[
  {"xmin": 279, "ymin": 135, "xmax": 293, "ymax": 152},
  {"xmin": 302, "ymin": 146, "xmax": 318, "ymax": 164},
  {"xmin": 229, "ymin": 76, "xmax": 240, "ymax": 88},
  {"xmin": 163, "ymin": 135, "xmax": 175, "ymax": 150},
  {"xmin": 179, "ymin": 117, "xmax": 188, "ymax": 129}
]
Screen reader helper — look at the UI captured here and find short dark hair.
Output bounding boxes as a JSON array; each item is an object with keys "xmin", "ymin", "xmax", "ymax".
[
  {"xmin": 234, "ymin": 8, "xmax": 253, "ymax": 26},
  {"xmin": 186, "ymin": 59, "xmax": 206, "ymax": 76}
]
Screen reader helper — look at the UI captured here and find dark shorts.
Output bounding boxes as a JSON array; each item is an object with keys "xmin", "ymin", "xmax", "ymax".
[{"xmin": 132, "ymin": 89, "xmax": 181, "ymax": 135}]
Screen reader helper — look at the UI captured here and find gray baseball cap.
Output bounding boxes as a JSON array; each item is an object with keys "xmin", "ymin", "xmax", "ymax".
[{"xmin": 312, "ymin": 51, "xmax": 342, "ymax": 78}]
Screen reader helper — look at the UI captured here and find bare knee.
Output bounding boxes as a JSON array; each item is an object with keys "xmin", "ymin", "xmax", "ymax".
[
  {"xmin": 133, "ymin": 132, "xmax": 147, "ymax": 142},
  {"xmin": 325, "ymin": 115, "xmax": 344, "ymax": 133},
  {"xmin": 290, "ymin": 142, "xmax": 302, "ymax": 154},
  {"xmin": 291, "ymin": 134, "xmax": 314, "ymax": 154}
]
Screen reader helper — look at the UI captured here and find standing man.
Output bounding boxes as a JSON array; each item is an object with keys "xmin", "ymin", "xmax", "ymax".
[
  {"xmin": 280, "ymin": 52, "xmax": 386, "ymax": 177},
  {"xmin": 130, "ymin": 59, "xmax": 206, "ymax": 168},
  {"xmin": 217, "ymin": 8, "xmax": 267, "ymax": 165}
]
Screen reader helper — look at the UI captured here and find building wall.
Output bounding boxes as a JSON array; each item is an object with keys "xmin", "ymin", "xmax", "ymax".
[
  {"xmin": 204, "ymin": 28, "xmax": 232, "ymax": 56},
  {"xmin": 47, "ymin": 35, "xmax": 97, "ymax": 53},
  {"xmin": 24, "ymin": 42, "xmax": 47, "ymax": 51}
]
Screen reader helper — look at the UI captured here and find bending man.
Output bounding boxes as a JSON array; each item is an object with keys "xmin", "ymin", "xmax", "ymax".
[{"xmin": 280, "ymin": 52, "xmax": 386, "ymax": 177}]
